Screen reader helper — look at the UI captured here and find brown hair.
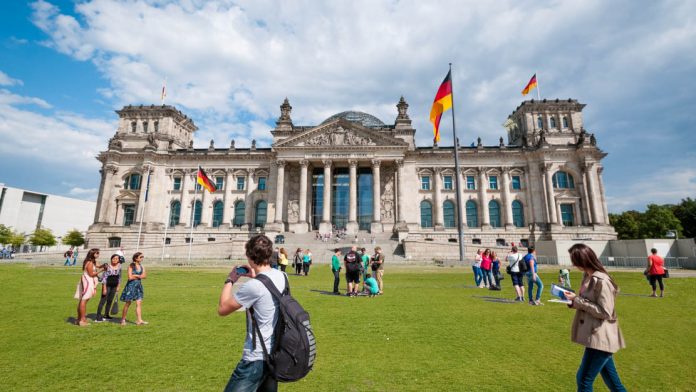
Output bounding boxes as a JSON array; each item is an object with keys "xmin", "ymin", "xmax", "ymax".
[
  {"xmin": 279, "ymin": 247, "xmax": 288, "ymax": 257},
  {"xmin": 568, "ymin": 244, "xmax": 618, "ymax": 289},
  {"xmin": 132, "ymin": 252, "xmax": 143, "ymax": 262},
  {"xmin": 484, "ymin": 248, "xmax": 491, "ymax": 256},
  {"xmin": 82, "ymin": 248, "xmax": 100, "ymax": 270},
  {"xmin": 245, "ymin": 234, "xmax": 273, "ymax": 266},
  {"xmin": 491, "ymin": 251, "xmax": 498, "ymax": 261}
]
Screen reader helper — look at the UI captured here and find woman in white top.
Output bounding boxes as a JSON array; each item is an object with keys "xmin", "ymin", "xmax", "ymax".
[{"xmin": 473, "ymin": 249, "xmax": 483, "ymax": 287}]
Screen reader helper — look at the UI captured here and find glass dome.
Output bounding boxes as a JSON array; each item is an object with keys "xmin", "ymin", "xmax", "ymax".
[{"xmin": 320, "ymin": 111, "xmax": 385, "ymax": 128}]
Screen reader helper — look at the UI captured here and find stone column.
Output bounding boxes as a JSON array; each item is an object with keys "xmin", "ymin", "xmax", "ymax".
[
  {"xmin": 179, "ymin": 170, "xmax": 192, "ymax": 227},
  {"xmin": 433, "ymin": 167, "xmax": 444, "ymax": 229},
  {"xmin": 221, "ymin": 169, "xmax": 234, "ymax": 227},
  {"xmin": 584, "ymin": 163, "xmax": 599, "ymax": 225},
  {"xmin": 478, "ymin": 167, "xmax": 490, "ymax": 227},
  {"xmin": 244, "ymin": 169, "xmax": 255, "ymax": 229},
  {"xmin": 97, "ymin": 164, "xmax": 118, "ymax": 224},
  {"xmin": 523, "ymin": 168, "xmax": 536, "ymax": 227},
  {"xmin": 543, "ymin": 163, "xmax": 558, "ymax": 224},
  {"xmin": 274, "ymin": 160, "xmax": 286, "ymax": 224},
  {"xmin": 319, "ymin": 160, "xmax": 332, "ymax": 234},
  {"xmin": 577, "ymin": 172, "xmax": 591, "ymax": 226},
  {"xmin": 298, "ymin": 160, "xmax": 309, "ymax": 227},
  {"xmin": 346, "ymin": 160, "xmax": 359, "ymax": 234},
  {"xmin": 458, "ymin": 168, "xmax": 466, "ymax": 227},
  {"xmin": 200, "ymin": 181, "xmax": 211, "ymax": 227},
  {"xmin": 501, "ymin": 167, "xmax": 514, "ymax": 228},
  {"xmin": 371, "ymin": 159, "xmax": 383, "ymax": 233},
  {"xmin": 597, "ymin": 166, "xmax": 610, "ymax": 224},
  {"xmin": 396, "ymin": 160, "xmax": 406, "ymax": 225}
]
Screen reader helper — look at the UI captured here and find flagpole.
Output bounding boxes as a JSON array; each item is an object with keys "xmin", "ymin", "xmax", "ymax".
[
  {"xmin": 136, "ymin": 166, "xmax": 151, "ymax": 252},
  {"xmin": 536, "ymin": 72, "xmax": 541, "ymax": 100},
  {"xmin": 448, "ymin": 63, "xmax": 466, "ymax": 264},
  {"xmin": 188, "ymin": 168, "xmax": 199, "ymax": 262}
]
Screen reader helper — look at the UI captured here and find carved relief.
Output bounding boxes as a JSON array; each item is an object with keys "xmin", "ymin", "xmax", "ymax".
[
  {"xmin": 380, "ymin": 166, "xmax": 395, "ymax": 223},
  {"xmin": 305, "ymin": 126, "xmax": 376, "ymax": 146},
  {"xmin": 286, "ymin": 165, "xmax": 300, "ymax": 223}
]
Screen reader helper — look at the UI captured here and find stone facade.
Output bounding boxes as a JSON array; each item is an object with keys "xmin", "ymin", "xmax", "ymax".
[{"xmin": 87, "ymin": 98, "xmax": 616, "ymax": 256}]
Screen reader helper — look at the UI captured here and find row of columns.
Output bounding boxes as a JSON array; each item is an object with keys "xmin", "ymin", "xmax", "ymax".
[
  {"xmin": 540, "ymin": 162, "xmax": 606, "ymax": 226},
  {"xmin": 272, "ymin": 159, "xmax": 391, "ymax": 233}
]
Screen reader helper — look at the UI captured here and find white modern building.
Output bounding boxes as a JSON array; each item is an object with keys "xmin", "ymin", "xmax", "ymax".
[{"xmin": 0, "ymin": 183, "xmax": 96, "ymax": 239}]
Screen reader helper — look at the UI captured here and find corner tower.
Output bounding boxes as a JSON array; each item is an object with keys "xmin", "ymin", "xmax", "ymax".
[
  {"xmin": 109, "ymin": 105, "xmax": 197, "ymax": 151},
  {"xmin": 506, "ymin": 99, "xmax": 587, "ymax": 147}
]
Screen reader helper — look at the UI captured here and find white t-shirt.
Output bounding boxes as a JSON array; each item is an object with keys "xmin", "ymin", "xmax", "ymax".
[
  {"xmin": 474, "ymin": 254, "xmax": 482, "ymax": 268},
  {"xmin": 506, "ymin": 253, "xmax": 522, "ymax": 273},
  {"xmin": 234, "ymin": 268, "xmax": 287, "ymax": 361}
]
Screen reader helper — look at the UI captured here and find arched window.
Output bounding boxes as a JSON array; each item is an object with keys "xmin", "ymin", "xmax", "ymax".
[
  {"xmin": 233, "ymin": 201, "xmax": 245, "ymax": 227},
  {"xmin": 255, "ymin": 200, "xmax": 267, "ymax": 228},
  {"xmin": 488, "ymin": 200, "xmax": 501, "ymax": 228},
  {"xmin": 537, "ymin": 116, "xmax": 543, "ymax": 129},
  {"xmin": 550, "ymin": 117, "xmax": 556, "ymax": 128},
  {"xmin": 212, "ymin": 201, "xmax": 224, "ymax": 227},
  {"xmin": 512, "ymin": 200, "xmax": 524, "ymax": 228},
  {"xmin": 443, "ymin": 200, "xmax": 456, "ymax": 228},
  {"xmin": 124, "ymin": 173, "xmax": 141, "ymax": 190},
  {"xmin": 420, "ymin": 200, "xmax": 433, "ymax": 228},
  {"xmin": 466, "ymin": 200, "xmax": 478, "ymax": 228},
  {"xmin": 562, "ymin": 116, "xmax": 569, "ymax": 128},
  {"xmin": 169, "ymin": 201, "xmax": 181, "ymax": 227},
  {"xmin": 552, "ymin": 171, "xmax": 575, "ymax": 189},
  {"xmin": 193, "ymin": 200, "xmax": 202, "ymax": 227}
]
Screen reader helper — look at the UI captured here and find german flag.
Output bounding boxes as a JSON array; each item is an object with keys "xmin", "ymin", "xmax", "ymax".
[
  {"xmin": 197, "ymin": 166, "xmax": 217, "ymax": 192},
  {"xmin": 521, "ymin": 74, "xmax": 538, "ymax": 96},
  {"xmin": 429, "ymin": 70, "xmax": 453, "ymax": 143}
]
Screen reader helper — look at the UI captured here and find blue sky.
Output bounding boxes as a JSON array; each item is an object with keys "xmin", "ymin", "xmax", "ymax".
[{"xmin": 0, "ymin": 0, "xmax": 695, "ymax": 212}]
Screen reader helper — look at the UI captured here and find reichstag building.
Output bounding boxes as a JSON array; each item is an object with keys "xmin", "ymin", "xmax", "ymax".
[{"xmin": 87, "ymin": 97, "xmax": 616, "ymax": 259}]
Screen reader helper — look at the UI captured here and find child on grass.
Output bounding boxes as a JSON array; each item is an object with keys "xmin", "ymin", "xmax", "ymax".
[{"xmin": 364, "ymin": 274, "xmax": 379, "ymax": 297}]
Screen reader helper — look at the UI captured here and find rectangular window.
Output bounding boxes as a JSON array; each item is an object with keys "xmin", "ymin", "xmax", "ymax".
[
  {"xmin": 236, "ymin": 177, "xmax": 245, "ymax": 191},
  {"xmin": 443, "ymin": 175, "xmax": 453, "ymax": 190},
  {"xmin": 173, "ymin": 177, "xmax": 182, "ymax": 191},
  {"xmin": 108, "ymin": 237, "xmax": 121, "ymax": 248},
  {"xmin": 215, "ymin": 176, "xmax": 224, "ymax": 190},
  {"xmin": 123, "ymin": 204, "xmax": 136, "ymax": 226},
  {"xmin": 489, "ymin": 176, "xmax": 498, "ymax": 190},
  {"xmin": 561, "ymin": 204, "xmax": 575, "ymax": 226},
  {"xmin": 195, "ymin": 183, "xmax": 202, "ymax": 191},
  {"xmin": 421, "ymin": 176, "xmax": 431, "ymax": 190},
  {"xmin": 466, "ymin": 176, "xmax": 475, "ymax": 190},
  {"xmin": 258, "ymin": 177, "xmax": 267, "ymax": 191},
  {"xmin": 164, "ymin": 237, "xmax": 171, "ymax": 245},
  {"xmin": 511, "ymin": 176, "xmax": 521, "ymax": 190}
]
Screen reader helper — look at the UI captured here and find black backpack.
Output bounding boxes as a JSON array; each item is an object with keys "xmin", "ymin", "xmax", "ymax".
[{"xmin": 251, "ymin": 274, "xmax": 316, "ymax": 382}]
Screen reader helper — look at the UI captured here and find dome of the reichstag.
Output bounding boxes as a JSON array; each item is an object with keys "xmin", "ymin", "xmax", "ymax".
[{"xmin": 320, "ymin": 111, "xmax": 385, "ymax": 128}]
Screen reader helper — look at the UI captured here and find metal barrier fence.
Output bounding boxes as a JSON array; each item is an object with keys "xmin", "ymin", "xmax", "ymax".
[{"xmin": 536, "ymin": 255, "xmax": 690, "ymax": 269}]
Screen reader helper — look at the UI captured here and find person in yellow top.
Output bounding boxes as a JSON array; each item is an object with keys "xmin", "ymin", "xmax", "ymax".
[{"xmin": 278, "ymin": 247, "xmax": 289, "ymax": 272}]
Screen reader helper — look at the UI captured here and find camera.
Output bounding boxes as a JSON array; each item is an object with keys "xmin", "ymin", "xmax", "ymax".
[{"xmin": 235, "ymin": 266, "xmax": 250, "ymax": 275}]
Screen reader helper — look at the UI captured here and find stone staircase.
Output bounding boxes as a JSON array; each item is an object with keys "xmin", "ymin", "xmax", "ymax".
[{"xmin": 276, "ymin": 231, "xmax": 407, "ymax": 264}]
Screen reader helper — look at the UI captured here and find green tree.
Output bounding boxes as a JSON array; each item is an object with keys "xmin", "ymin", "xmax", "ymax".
[
  {"xmin": 0, "ymin": 224, "xmax": 12, "ymax": 245},
  {"xmin": 62, "ymin": 229, "xmax": 85, "ymax": 247},
  {"xmin": 9, "ymin": 231, "xmax": 25, "ymax": 251},
  {"xmin": 673, "ymin": 198, "xmax": 696, "ymax": 239},
  {"xmin": 29, "ymin": 228, "xmax": 57, "ymax": 252},
  {"xmin": 639, "ymin": 204, "xmax": 683, "ymax": 239},
  {"xmin": 609, "ymin": 211, "xmax": 642, "ymax": 239}
]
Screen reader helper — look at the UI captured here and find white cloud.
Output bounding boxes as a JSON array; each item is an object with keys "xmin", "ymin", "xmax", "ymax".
[
  {"xmin": 0, "ymin": 71, "xmax": 23, "ymax": 86},
  {"xmin": 68, "ymin": 187, "xmax": 98, "ymax": 200},
  {"xmin": 606, "ymin": 166, "xmax": 696, "ymax": 212},
  {"xmin": 0, "ymin": 89, "xmax": 51, "ymax": 108}
]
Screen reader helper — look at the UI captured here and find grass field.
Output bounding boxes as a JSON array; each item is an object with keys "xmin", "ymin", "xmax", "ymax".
[{"xmin": 1, "ymin": 263, "xmax": 695, "ymax": 392}]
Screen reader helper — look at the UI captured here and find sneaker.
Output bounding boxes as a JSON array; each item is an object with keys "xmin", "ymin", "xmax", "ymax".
[
  {"xmin": 528, "ymin": 300, "xmax": 536, "ymax": 306},
  {"xmin": 104, "ymin": 315, "xmax": 113, "ymax": 320},
  {"xmin": 535, "ymin": 300, "xmax": 544, "ymax": 306},
  {"xmin": 95, "ymin": 316, "xmax": 104, "ymax": 322}
]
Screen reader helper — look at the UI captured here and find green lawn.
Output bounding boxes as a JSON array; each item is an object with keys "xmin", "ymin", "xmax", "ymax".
[{"xmin": 1, "ymin": 263, "xmax": 695, "ymax": 391}]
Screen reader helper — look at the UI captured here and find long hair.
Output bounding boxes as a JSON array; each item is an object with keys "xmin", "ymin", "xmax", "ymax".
[
  {"xmin": 279, "ymin": 247, "xmax": 288, "ymax": 257},
  {"xmin": 82, "ymin": 248, "xmax": 100, "ymax": 270},
  {"xmin": 568, "ymin": 244, "xmax": 618, "ymax": 290}
]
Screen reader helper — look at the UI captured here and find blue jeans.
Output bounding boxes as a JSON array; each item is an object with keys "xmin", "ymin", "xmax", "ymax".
[
  {"xmin": 576, "ymin": 348, "xmax": 626, "ymax": 392},
  {"xmin": 472, "ymin": 266, "xmax": 482, "ymax": 286},
  {"xmin": 64, "ymin": 258, "xmax": 71, "ymax": 266},
  {"xmin": 527, "ymin": 272, "xmax": 544, "ymax": 301},
  {"xmin": 224, "ymin": 360, "xmax": 277, "ymax": 392},
  {"xmin": 481, "ymin": 268, "xmax": 492, "ymax": 287},
  {"xmin": 492, "ymin": 263, "xmax": 501, "ymax": 287}
]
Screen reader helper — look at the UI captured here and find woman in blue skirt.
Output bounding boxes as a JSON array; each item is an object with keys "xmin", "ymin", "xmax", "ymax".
[{"xmin": 120, "ymin": 252, "xmax": 148, "ymax": 326}]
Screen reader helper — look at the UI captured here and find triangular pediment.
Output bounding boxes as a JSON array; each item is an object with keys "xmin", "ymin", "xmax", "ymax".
[{"xmin": 273, "ymin": 119, "xmax": 407, "ymax": 149}]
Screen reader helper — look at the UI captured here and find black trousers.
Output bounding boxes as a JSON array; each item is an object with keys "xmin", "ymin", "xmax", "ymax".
[
  {"xmin": 97, "ymin": 285, "xmax": 118, "ymax": 317},
  {"xmin": 332, "ymin": 269, "xmax": 340, "ymax": 293},
  {"xmin": 649, "ymin": 274, "xmax": 664, "ymax": 291}
]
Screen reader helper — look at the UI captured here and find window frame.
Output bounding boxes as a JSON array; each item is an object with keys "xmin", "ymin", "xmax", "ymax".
[
  {"xmin": 173, "ymin": 177, "xmax": 182, "ymax": 191},
  {"xmin": 488, "ymin": 200, "xmax": 501, "ymax": 228},
  {"xmin": 511, "ymin": 176, "xmax": 521, "ymax": 190},
  {"xmin": 443, "ymin": 200, "xmax": 456, "ymax": 228},
  {"xmin": 488, "ymin": 175, "xmax": 498, "ymax": 190},
  {"xmin": 212, "ymin": 200, "xmax": 224, "ymax": 227},
  {"xmin": 466, "ymin": 175, "xmax": 476, "ymax": 190},
  {"xmin": 123, "ymin": 204, "xmax": 136, "ymax": 226},
  {"xmin": 236, "ymin": 177, "xmax": 245, "ymax": 191},
  {"xmin": 421, "ymin": 176, "xmax": 431, "ymax": 191},
  {"xmin": 257, "ymin": 177, "xmax": 267, "ymax": 191},
  {"xmin": 420, "ymin": 200, "xmax": 433, "ymax": 228},
  {"xmin": 466, "ymin": 200, "xmax": 478, "ymax": 228},
  {"xmin": 443, "ymin": 175, "xmax": 453, "ymax": 190}
]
